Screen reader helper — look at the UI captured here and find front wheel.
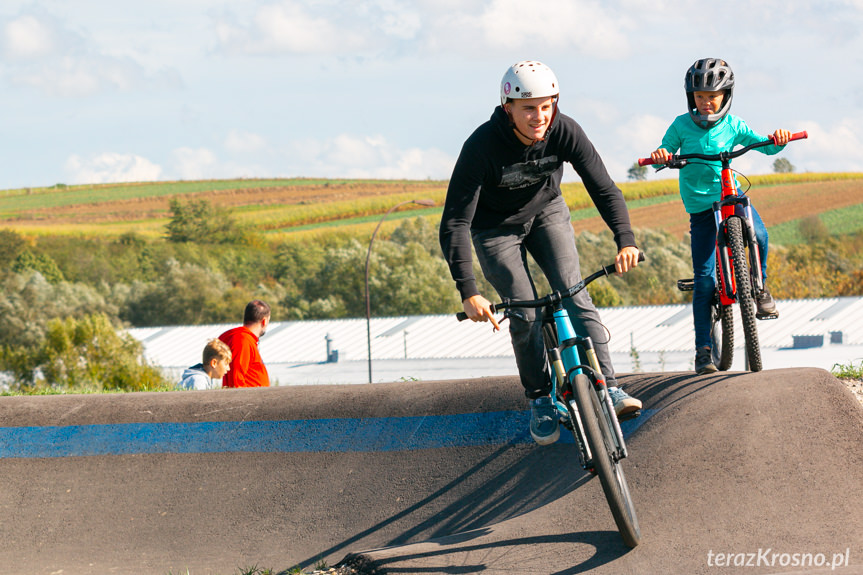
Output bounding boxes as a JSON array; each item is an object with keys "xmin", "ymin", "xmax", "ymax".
[
  {"xmin": 572, "ymin": 374, "xmax": 640, "ymax": 548},
  {"xmin": 726, "ymin": 217, "xmax": 762, "ymax": 371}
]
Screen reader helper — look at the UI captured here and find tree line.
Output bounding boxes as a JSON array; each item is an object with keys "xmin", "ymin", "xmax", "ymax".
[{"xmin": 1, "ymin": 198, "xmax": 861, "ymax": 392}]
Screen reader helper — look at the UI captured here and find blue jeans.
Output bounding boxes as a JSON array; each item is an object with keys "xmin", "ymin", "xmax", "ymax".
[
  {"xmin": 472, "ymin": 195, "xmax": 616, "ymax": 398},
  {"xmin": 690, "ymin": 197, "xmax": 768, "ymax": 349}
]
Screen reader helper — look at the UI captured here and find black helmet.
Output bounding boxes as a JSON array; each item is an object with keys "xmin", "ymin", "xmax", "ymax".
[{"xmin": 685, "ymin": 58, "xmax": 734, "ymax": 129}]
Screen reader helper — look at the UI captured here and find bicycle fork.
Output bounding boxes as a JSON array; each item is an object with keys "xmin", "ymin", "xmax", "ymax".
[
  {"xmin": 714, "ymin": 196, "xmax": 765, "ymax": 299},
  {"xmin": 547, "ymin": 345, "xmax": 593, "ymax": 465},
  {"xmin": 548, "ymin": 308, "xmax": 629, "ymax": 463}
]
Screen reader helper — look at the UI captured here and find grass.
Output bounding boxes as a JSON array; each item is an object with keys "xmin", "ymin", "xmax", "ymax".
[
  {"xmin": 832, "ymin": 359, "xmax": 863, "ymax": 380},
  {"xmin": 767, "ymin": 203, "xmax": 863, "ymax": 245},
  {"xmin": 570, "ymin": 193, "xmax": 679, "ymax": 222},
  {"xmin": 0, "ymin": 383, "xmax": 181, "ymax": 396}
]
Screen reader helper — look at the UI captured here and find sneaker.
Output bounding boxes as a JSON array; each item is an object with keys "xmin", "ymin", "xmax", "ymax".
[
  {"xmin": 608, "ymin": 386, "xmax": 642, "ymax": 419},
  {"xmin": 529, "ymin": 395, "xmax": 560, "ymax": 445},
  {"xmin": 756, "ymin": 287, "xmax": 778, "ymax": 318},
  {"xmin": 695, "ymin": 346, "xmax": 717, "ymax": 375}
]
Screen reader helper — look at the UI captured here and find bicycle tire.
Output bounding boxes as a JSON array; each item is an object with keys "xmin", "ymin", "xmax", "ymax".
[
  {"xmin": 572, "ymin": 373, "xmax": 640, "ymax": 548},
  {"xmin": 726, "ymin": 217, "xmax": 762, "ymax": 372},
  {"xmin": 710, "ymin": 302, "xmax": 734, "ymax": 371}
]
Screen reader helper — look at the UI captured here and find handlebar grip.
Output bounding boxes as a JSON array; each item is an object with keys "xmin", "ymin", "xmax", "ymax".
[
  {"xmin": 602, "ymin": 251, "xmax": 646, "ymax": 275},
  {"xmin": 769, "ymin": 131, "xmax": 808, "ymax": 144},
  {"xmin": 637, "ymin": 157, "xmax": 659, "ymax": 167},
  {"xmin": 456, "ymin": 302, "xmax": 498, "ymax": 322}
]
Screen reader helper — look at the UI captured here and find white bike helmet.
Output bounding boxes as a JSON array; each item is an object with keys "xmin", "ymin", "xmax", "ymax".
[{"xmin": 500, "ymin": 60, "xmax": 560, "ymax": 106}]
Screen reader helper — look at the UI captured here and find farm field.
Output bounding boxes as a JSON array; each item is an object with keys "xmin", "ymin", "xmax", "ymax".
[
  {"xmin": 0, "ymin": 173, "xmax": 861, "ymax": 244},
  {"xmin": 574, "ymin": 178, "xmax": 863, "ymax": 241}
]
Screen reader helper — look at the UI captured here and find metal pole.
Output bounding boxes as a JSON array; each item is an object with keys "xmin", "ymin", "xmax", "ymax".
[{"xmin": 365, "ymin": 199, "xmax": 435, "ymax": 383}]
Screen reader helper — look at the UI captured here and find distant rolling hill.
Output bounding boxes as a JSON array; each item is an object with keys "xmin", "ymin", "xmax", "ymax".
[{"xmin": 1, "ymin": 173, "xmax": 861, "ymax": 244}]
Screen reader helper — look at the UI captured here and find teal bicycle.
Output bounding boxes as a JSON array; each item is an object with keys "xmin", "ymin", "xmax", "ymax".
[{"xmin": 458, "ymin": 254, "xmax": 643, "ymax": 548}]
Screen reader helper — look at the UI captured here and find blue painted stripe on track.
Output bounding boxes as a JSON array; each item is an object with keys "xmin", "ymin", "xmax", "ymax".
[{"xmin": 0, "ymin": 409, "xmax": 656, "ymax": 459}]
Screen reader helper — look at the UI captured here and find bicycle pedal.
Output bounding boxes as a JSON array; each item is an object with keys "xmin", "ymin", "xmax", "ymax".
[
  {"xmin": 617, "ymin": 409, "xmax": 641, "ymax": 422},
  {"xmin": 677, "ymin": 278, "xmax": 694, "ymax": 292},
  {"xmin": 756, "ymin": 312, "xmax": 779, "ymax": 320}
]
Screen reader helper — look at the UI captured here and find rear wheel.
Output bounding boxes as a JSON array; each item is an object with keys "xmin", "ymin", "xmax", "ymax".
[
  {"xmin": 572, "ymin": 374, "xmax": 640, "ymax": 547},
  {"xmin": 710, "ymin": 301, "xmax": 734, "ymax": 371},
  {"xmin": 726, "ymin": 217, "xmax": 762, "ymax": 371}
]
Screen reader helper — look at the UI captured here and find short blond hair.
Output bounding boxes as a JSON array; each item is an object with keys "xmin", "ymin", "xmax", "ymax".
[{"xmin": 203, "ymin": 338, "xmax": 232, "ymax": 365}]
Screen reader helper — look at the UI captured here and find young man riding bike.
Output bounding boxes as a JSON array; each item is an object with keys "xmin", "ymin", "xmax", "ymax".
[{"xmin": 439, "ymin": 60, "xmax": 642, "ymax": 445}]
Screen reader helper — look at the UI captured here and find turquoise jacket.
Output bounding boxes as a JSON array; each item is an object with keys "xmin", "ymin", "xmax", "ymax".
[{"xmin": 658, "ymin": 114, "xmax": 785, "ymax": 214}]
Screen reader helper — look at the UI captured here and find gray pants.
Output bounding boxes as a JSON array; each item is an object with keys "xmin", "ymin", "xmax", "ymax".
[{"xmin": 472, "ymin": 196, "xmax": 615, "ymax": 398}]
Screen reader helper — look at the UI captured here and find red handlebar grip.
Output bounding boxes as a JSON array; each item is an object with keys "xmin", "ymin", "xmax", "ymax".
[
  {"xmin": 770, "ymin": 131, "xmax": 808, "ymax": 144},
  {"xmin": 637, "ymin": 157, "xmax": 657, "ymax": 167}
]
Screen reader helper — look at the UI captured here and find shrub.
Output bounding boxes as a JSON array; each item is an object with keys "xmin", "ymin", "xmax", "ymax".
[
  {"xmin": 166, "ymin": 198, "xmax": 251, "ymax": 244},
  {"xmin": 2, "ymin": 313, "xmax": 168, "ymax": 391}
]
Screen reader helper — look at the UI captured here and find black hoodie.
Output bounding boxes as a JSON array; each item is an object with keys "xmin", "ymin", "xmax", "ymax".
[{"xmin": 439, "ymin": 106, "xmax": 636, "ymax": 301}]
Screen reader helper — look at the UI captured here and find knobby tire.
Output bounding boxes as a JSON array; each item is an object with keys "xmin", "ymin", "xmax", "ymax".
[
  {"xmin": 711, "ymin": 302, "xmax": 734, "ymax": 371},
  {"xmin": 726, "ymin": 217, "xmax": 763, "ymax": 372},
  {"xmin": 572, "ymin": 373, "xmax": 640, "ymax": 548}
]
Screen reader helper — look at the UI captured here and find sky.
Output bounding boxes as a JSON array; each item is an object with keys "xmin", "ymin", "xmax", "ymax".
[{"xmin": 1, "ymin": 0, "xmax": 862, "ymax": 190}]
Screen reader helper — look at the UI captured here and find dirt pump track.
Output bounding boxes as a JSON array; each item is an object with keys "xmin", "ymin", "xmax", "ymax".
[{"xmin": 1, "ymin": 367, "xmax": 862, "ymax": 574}]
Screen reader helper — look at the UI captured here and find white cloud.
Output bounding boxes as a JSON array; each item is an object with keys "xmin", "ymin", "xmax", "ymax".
[
  {"xmin": 478, "ymin": 0, "xmax": 632, "ymax": 57},
  {"xmin": 172, "ymin": 147, "xmax": 219, "ymax": 180},
  {"xmin": 287, "ymin": 134, "xmax": 455, "ymax": 179},
  {"xmin": 0, "ymin": 10, "xmax": 179, "ymax": 96},
  {"xmin": 65, "ymin": 153, "xmax": 163, "ymax": 184},
  {"xmin": 791, "ymin": 118, "xmax": 863, "ymax": 173},
  {"xmin": 214, "ymin": 1, "xmax": 370, "ymax": 55},
  {"xmin": 360, "ymin": 0, "xmax": 422, "ymax": 40},
  {"xmin": 2, "ymin": 15, "xmax": 54, "ymax": 59},
  {"xmin": 623, "ymin": 114, "xmax": 673, "ymax": 152}
]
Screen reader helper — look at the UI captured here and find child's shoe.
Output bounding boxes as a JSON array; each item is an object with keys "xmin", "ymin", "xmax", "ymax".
[
  {"xmin": 756, "ymin": 287, "xmax": 778, "ymax": 318},
  {"xmin": 695, "ymin": 346, "xmax": 717, "ymax": 375}
]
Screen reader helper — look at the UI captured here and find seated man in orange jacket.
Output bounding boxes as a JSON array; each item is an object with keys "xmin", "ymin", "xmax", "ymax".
[{"xmin": 219, "ymin": 300, "xmax": 271, "ymax": 388}]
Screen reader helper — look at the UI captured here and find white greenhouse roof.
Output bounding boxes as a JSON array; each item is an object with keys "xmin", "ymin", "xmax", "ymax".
[{"xmin": 128, "ymin": 297, "xmax": 863, "ymax": 374}]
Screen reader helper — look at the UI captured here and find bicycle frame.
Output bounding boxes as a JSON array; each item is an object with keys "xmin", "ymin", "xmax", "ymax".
[{"xmin": 714, "ymin": 163, "xmax": 763, "ymax": 306}]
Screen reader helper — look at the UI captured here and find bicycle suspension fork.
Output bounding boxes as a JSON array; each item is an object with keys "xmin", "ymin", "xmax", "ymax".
[
  {"xmin": 713, "ymin": 195, "xmax": 765, "ymax": 298},
  {"xmin": 552, "ymin": 308, "xmax": 629, "ymax": 461}
]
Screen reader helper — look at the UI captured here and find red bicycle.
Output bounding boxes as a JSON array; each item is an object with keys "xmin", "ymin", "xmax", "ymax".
[{"xmin": 638, "ymin": 131, "xmax": 807, "ymax": 372}]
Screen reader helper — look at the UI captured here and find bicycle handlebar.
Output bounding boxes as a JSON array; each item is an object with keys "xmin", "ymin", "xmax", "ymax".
[
  {"xmin": 637, "ymin": 131, "xmax": 808, "ymax": 167},
  {"xmin": 456, "ymin": 252, "xmax": 645, "ymax": 322}
]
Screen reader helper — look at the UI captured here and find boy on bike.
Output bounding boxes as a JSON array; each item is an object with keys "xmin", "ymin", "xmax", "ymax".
[
  {"xmin": 440, "ymin": 60, "xmax": 642, "ymax": 446},
  {"xmin": 650, "ymin": 58, "xmax": 791, "ymax": 375}
]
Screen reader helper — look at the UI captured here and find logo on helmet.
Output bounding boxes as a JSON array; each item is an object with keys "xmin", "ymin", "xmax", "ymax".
[
  {"xmin": 503, "ymin": 82, "xmax": 511, "ymax": 96},
  {"xmin": 521, "ymin": 91, "xmax": 532, "ymax": 98}
]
